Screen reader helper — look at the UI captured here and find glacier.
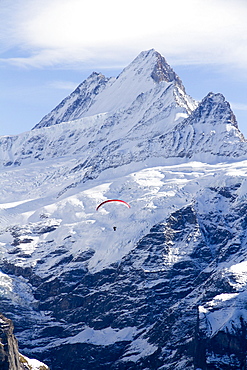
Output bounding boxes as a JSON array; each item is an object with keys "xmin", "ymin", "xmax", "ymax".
[{"xmin": 1, "ymin": 49, "xmax": 247, "ymax": 369}]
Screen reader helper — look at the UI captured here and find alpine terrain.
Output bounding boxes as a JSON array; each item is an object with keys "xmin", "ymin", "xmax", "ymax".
[{"xmin": 1, "ymin": 49, "xmax": 247, "ymax": 369}]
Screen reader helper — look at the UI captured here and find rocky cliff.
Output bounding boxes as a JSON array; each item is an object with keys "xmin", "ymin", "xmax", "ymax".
[
  {"xmin": 0, "ymin": 314, "xmax": 49, "ymax": 370},
  {"xmin": 0, "ymin": 313, "xmax": 20, "ymax": 370}
]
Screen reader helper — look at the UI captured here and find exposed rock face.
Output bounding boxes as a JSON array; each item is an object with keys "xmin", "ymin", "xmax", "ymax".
[
  {"xmin": 0, "ymin": 313, "xmax": 20, "ymax": 370},
  {"xmin": 0, "ymin": 314, "xmax": 50, "ymax": 370}
]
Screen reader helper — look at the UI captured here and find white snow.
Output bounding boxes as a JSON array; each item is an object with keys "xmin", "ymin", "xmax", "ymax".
[
  {"xmin": 0, "ymin": 158, "xmax": 246, "ymax": 295},
  {"xmin": 0, "ymin": 271, "xmax": 14, "ymax": 297},
  {"xmin": 121, "ymin": 337, "xmax": 158, "ymax": 362},
  {"xmin": 67, "ymin": 326, "xmax": 138, "ymax": 346},
  {"xmin": 229, "ymin": 261, "xmax": 247, "ymax": 286},
  {"xmin": 20, "ymin": 354, "xmax": 49, "ymax": 370}
]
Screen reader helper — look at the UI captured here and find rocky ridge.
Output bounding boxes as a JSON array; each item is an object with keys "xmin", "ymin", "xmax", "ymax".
[{"xmin": 0, "ymin": 313, "xmax": 49, "ymax": 370}]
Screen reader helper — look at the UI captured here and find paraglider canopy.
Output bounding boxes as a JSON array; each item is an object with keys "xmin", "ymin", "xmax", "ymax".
[{"xmin": 96, "ymin": 199, "xmax": 131, "ymax": 211}]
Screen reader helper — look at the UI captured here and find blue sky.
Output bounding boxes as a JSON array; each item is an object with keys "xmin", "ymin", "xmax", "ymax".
[{"xmin": 1, "ymin": 0, "xmax": 247, "ymax": 137}]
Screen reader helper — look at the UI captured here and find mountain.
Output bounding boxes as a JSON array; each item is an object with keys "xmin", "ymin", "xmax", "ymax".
[
  {"xmin": 33, "ymin": 49, "xmax": 194, "ymax": 130},
  {"xmin": 1, "ymin": 49, "xmax": 247, "ymax": 369}
]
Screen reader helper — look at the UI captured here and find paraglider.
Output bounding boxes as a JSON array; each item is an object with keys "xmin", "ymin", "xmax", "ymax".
[
  {"xmin": 96, "ymin": 199, "xmax": 131, "ymax": 211},
  {"xmin": 96, "ymin": 199, "xmax": 130, "ymax": 231}
]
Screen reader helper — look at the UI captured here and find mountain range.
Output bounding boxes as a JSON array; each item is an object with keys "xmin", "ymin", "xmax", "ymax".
[{"xmin": 1, "ymin": 49, "xmax": 247, "ymax": 369}]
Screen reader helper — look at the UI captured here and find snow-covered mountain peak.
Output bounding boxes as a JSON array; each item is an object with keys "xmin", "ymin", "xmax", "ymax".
[
  {"xmin": 117, "ymin": 49, "xmax": 182, "ymax": 86},
  {"xmin": 75, "ymin": 71, "xmax": 109, "ymax": 92},
  {"xmin": 176, "ymin": 90, "xmax": 246, "ymax": 149},
  {"xmin": 33, "ymin": 49, "xmax": 195, "ymax": 130},
  {"xmin": 86, "ymin": 49, "xmax": 190, "ymax": 116},
  {"xmin": 193, "ymin": 92, "xmax": 239, "ymax": 128},
  {"xmin": 1, "ymin": 50, "xmax": 247, "ymax": 172},
  {"xmin": 33, "ymin": 71, "xmax": 111, "ymax": 129}
]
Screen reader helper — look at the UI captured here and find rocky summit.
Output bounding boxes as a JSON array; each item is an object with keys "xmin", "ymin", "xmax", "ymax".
[{"xmin": 1, "ymin": 49, "xmax": 247, "ymax": 369}]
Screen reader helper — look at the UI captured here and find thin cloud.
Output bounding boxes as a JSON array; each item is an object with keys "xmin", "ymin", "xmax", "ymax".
[
  {"xmin": 1, "ymin": 0, "xmax": 247, "ymax": 70},
  {"xmin": 48, "ymin": 80, "xmax": 79, "ymax": 91},
  {"xmin": 231, "ymin": 103, "xmax": 247, "ymax": 111}
]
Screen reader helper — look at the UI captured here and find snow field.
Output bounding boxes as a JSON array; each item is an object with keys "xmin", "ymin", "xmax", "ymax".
[
  {"xmin": 1, "ymin": 158, "xmax": 247, "ymax": 347},
  {"xmin": 1, "ymin": 160, "xmax": 247, "ymax": 274}
]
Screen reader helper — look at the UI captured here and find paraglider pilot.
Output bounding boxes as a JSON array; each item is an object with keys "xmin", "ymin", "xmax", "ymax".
[{"xmin": 96, "ymin": 200, "xmax": 131, "ymax": 233}]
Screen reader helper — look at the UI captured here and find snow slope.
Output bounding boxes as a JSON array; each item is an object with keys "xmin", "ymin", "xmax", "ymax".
[{"xmin": 1, "ymin": 157, "xmax": 247, "ymax": 369}]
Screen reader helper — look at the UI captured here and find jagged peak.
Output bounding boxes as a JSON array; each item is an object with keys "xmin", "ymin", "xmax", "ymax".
[
  {"xmin": 74, "ymin": 71, "xmax": 109, "ymax": 92},
  {"xmin": 85, "ymin": 71, "xmax": 108, "ymax": 82},
  {"xmin": 120, "ymin": 49, "xmax": 184, "ymax": 89},
  {"xmin": 150, "ymin": 51, "xmax": 183, "ymax": 86},
  {"xmin": 89, "ymin": 71, "xmax": 105, "ymax": 78},
  {"xmin": 184, "ymin": 91, "xmax": 239, "ymax": 129},
  {"xmin": 32, "ymin": 71, "xmax": 110, "ymax": 130}
]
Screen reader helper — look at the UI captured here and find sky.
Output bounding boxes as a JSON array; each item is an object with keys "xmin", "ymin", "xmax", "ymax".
[{"xmin": 1, "ymin": 0, "xmax": 247, "ymax": 137}]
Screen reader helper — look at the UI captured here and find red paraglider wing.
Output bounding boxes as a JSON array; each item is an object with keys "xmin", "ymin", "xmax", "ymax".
[{"xmin": 96, "ymin": 199, "xmax": 131, "ymax": 211}]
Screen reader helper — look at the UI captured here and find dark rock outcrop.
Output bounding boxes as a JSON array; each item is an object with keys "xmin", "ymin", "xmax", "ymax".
[
  {"xmin": 0, "ymin": 313, "xmax": 20, "ymax": 370},
  {"xmin": 0, "ymin": 314, "xmax": 49, "ymax": 370}
]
